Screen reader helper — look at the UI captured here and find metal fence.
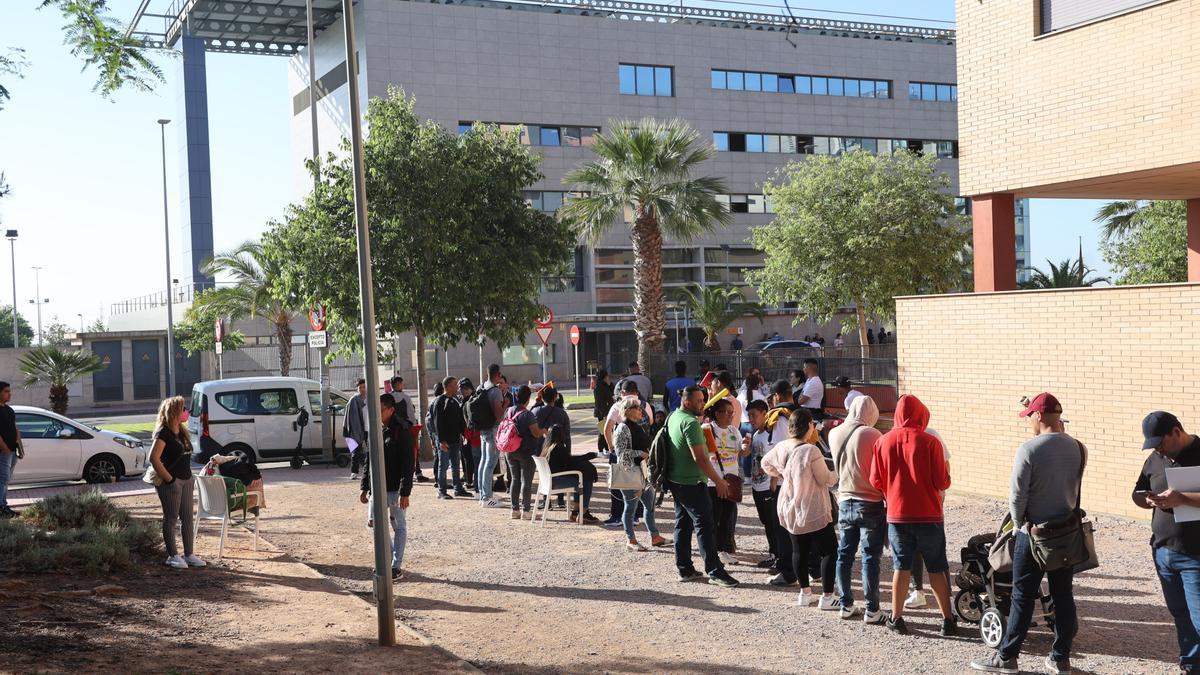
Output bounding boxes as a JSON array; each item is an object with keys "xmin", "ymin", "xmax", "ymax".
[{"xmin": 218, "ymin": 345, "xmax": 366, "ymax": 393}]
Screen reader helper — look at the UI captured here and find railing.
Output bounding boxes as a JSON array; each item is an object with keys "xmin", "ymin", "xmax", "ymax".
[{"xmin": 110, "ymin": 282, "xmax": 218, "ymax": 316}]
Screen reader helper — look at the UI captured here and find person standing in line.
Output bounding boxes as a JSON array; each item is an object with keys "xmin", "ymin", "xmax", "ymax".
[
  {"xmin": 359, "ymin": 394, "xmax": 413, "ymax": 581},
  {"xmin": 788, "ymin": 369, "xmax": 806, "ymax": 396},
  {"xmin": 972, "ymin": 393, "xmax": 1082, "ymax": 674},
  {"xmin": 593, "ymin": 369, "xmax": 615, "ymax": 454},
  {"xmin": 906, "ymin": 425, "xmax": 953, "ymax": 611},
  {"xmin": 707, "ymin": 371, "xmax": 743, "ymax": 430},
  {"xmin": 759, "ymin": 380, "xmax": 798, "ymax": 578},
  {"xmin": 475, "ymin": 364, "xmax": 507, "ymax": 508},
  {"xmin": 391, "ymin": 376, "xmax": 428, "ymax": 483},
  {"xmin": 623, "ymin": 362, "xmax": 654, "ymax": 410},
  {"xmin": 794, "ymin": 358, "xmax": 824, "ymax": 416},
  {"xmin": 457, "ymin": 378, "xmax": 478, "ymax": 491},
  {"xmin": 665, "ymin": 385, "xmax": 739, "ymax": 587},
  {"xmin": 343, "ymin": 378, "xmax": 368, "ymax": 480},
  {"xmin": 702, "ymin": 397, "xmax": 747, "ymax": 562},
  {"xmin": 664, "ymin": 361, "xmax": 694, "ymax": 413},
  {"xmin": 433, "ymin": 376, "xmax": 471, "ymax": 499},
  {"xmin": 504, "ymin": 385, "xmax": 544, "ymax": 520},
  {"xmin": 746, "ymin": 399, "xmax": 792, "ymax": 585},
  {"xmin": 829, "ymin": 392, "xmax": 887, "ymax": 623},
  {"xmin": 730, "ymin": 334, "xmax": 744, "ymax": 352},
  {"xmin": 614, "ymin": 398, "xmax": 666, "ymax": 550},
  {"xmin": 1132, "ymin": 412, "xmax": 1200, "ymax": 675},
  {"xmin": 0, "ymin": 382, "xmax": 21, "ymax": 518},
  {"xmin": 737, "ymin": 372, "xmax": 767, "ymax": 436},
  {"xmin": 149, "ymin": 396, "xmax": 206, "ymax": 570},
  {"xmin": 604, "ymin": 380, "xmax": 652, "ymax": 527},
  {"xmin": 870, "ymin": 394, "xmax": 957, "ymax": 637}
]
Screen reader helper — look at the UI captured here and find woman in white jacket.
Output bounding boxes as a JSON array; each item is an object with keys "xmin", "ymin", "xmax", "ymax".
[{"xmin": 762, "ymin": 408, "xmax": 840, "ymax": 609}]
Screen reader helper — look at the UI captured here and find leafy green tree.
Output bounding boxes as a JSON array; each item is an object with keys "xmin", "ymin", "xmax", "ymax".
[
  {"xmin": 673, "ymin": 284, "xmax": 764, "ymax": 351},
  {"xmin": 192, "ymin": 242, "xmax": 301, "ymax": 376},
  {"xmin": 42, "ymin": 317, "xmax": 73, "ymax": 347},
  {"xmin": 1100, "ymin": 200, "xmax": 1187, "ymax": 285},
  {"xmin": 176, "ymin": 303, "xmax": 246, "ymax": 356},
  {"xmin": 37, "ymin": 1, "xmax": 164, "ymax": 97},
  {"xmin": 0, "ymin": 48, "xmax": 27, "ymax": 110},
  {"xmin": 265, "ymin": 87, "xmax": 573, "ymax": 422},
  {"xmin": 19, "ymin": 345, "xmax": 104, "ymax": 414},
  {"xmin": 0, "ymin": 305, "xmax": 34, "ymax": 348},
  {"xmin": 748, "ymin": 150, "xmax": 968, "ymax": 349},
  {"xmin": 561, "ymin": 118, "xmax": 730, "ymax": 375},
  {"xmin": 1019, "ymin": 258, "xmax": 1109, "ymax": 289},
  {"xmin": 84, "ymin": 316, "xmax": 106, "ymax": 333},
  {"xmin": 1094, "ymin": 199, "xmax": 1146, "ymax": 242}
]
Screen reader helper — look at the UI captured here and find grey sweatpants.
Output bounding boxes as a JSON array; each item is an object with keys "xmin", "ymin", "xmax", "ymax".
[{"xmin": 156, "ymin": 477, "xmax": 195, "ymax": 557}]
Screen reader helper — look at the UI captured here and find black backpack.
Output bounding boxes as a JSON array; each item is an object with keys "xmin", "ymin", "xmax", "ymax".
[
  {"xmin": 646, "ymin": 417, "xmax": 675, "ymax": 493},
  {"xmin": 465, "ymin": 388, "xmax": 497, "ymax": 431}
]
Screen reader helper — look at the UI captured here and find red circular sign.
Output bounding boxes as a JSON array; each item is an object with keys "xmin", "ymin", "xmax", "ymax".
[
  {"xmin": 308, "ymin": 306, "xmax": 327, "ymax": 331},
  {"xmin": 214, "ymin": 318, "xmax": 224, "ymax": 341},
  {"xmin": 569, "ymin": 325, "xmax": 581, "ymax": 346},
  {"xmin": 535, "ymin": 307, "xmax": 554, "ymax": 328}
]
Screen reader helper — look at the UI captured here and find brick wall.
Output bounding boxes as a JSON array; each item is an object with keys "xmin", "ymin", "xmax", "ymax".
[
  {"xmin": 956, "ymin": 0, "xmax": 1200, "ymax": 196},
  {"xmin": 895, "ymin": 283, "xmax": 1200, "ymax": 520}
]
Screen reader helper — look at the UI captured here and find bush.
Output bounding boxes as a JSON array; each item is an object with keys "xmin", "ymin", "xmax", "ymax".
[{"xmin": 0, "ymin": 491, "xmax": 160, "ymax": 575}]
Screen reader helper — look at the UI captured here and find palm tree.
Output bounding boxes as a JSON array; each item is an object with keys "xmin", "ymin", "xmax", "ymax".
[
  {"xmin": 561, "ymin": 119, "xmax": 731, "ymax": 374},
  {"xmin": 1019, "ymin": 258, "xmax": 1109, "ymax": 289},
  {"xmin": 1094, "ymin": 200, "xmax": 1146, "ymax": 241},
  {"xmin": 193, "ymin": 241, "xmax": 302, "ymax": 376},
  {"xmin": 674, "ymin": 284, "xmax": 765, "ymax": 351},
  {"xmin": 19, "ymin": 346, "xmax": 104, "ymax": 414}
]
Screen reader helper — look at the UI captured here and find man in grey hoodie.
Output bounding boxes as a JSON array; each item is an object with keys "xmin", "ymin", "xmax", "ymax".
[{"xmin": 829, "ymin": 392, "xmax": 887, "ymax": 624}]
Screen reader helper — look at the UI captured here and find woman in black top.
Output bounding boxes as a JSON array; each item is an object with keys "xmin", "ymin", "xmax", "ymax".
[
  {"xmin": 505, "ymin": 385, "xmax": 544, "ymax": 519},
  {"xmin": 593, "ymin": 370, "xmax": 614, "ymax": 453},
  {"xmin": 149, "ymin": 396, "xmax": 204, "ymax": 570}
]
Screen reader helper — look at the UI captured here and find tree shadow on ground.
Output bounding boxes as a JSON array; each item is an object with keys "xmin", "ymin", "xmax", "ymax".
[
  {"xmin": 423, "ymin": 576, "xmax": 758, "ymax": 614},
  {"xmin": 473, "ymin": 656, "xmax": 775, "ymax": 675}
]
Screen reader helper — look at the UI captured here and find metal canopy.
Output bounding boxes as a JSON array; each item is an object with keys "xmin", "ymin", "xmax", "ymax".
[{"xmin": 129, "ymin": 0, "xmax": 344, "ymax": 56}]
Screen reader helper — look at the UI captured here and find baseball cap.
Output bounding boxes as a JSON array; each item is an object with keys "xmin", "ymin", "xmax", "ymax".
[
  {"xmin": 1018, "ymin": 392, "xmax": 1062, "ymax": 418},
  {"xmin": 1141, "ymin": 411, "xmax": 1181, "ymax": 450}
]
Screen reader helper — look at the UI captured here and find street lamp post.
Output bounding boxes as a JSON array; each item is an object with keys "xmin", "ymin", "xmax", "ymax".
[
  {"xmin": 5, "ymin": 230, "xmax": 16, "ymax": 347},
  {"xmin": 158, "ymin": 119, "xmax": 177, "ymax": 397},
  {"xmin": 29, "ymin": 266, "xmax": 46, "ymax": 345},
  {"xmin": 77, "ymin": 313, "xmax": 84, "ymax": 334}
]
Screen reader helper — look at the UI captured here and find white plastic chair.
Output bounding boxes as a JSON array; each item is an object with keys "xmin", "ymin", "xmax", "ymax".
[
  {"xmin": 193, "ymin": 475, "xmax": 260, "ymax": 560},
  {"xmin": 530, "ymin": 454, "xmax": 583, "ymax": 527}
]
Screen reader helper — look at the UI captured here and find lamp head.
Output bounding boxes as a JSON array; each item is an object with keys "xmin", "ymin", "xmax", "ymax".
[
  {"xmin": 157, "ymin": 119, "xmax": 170, "ymax": 125},
  {"xmin": 4, "ymin": 230, "xmax": 16, "ymax": 239}
]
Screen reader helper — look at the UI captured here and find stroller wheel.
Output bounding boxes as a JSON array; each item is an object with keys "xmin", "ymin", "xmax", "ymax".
[
  {"xmin": 954, "ymin": 589, "xmax": 984, "ymax": 624},
  {"xmin": 980, "ymin": 607, "xmax": 1006, "ymax": 648}
]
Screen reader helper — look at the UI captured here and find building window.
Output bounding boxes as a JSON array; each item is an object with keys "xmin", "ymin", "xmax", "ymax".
[
  {"xmin": 459, "ymin": 122, "xmax": 599, "ymax": 147},
  {"xmin": 502, "ymin": 344, "xmax": 556, "ymax": 366},
  {"xmin": 716, "ymin": 194, "xmax": 776, "ymax": 214},
  {"xmin": 539, "ymin": 126, "xmax": 560, "ymax": 146},
  {"xmin": 909, "ymin": 81, "xmax": 957, "ymax": 102},
  {"xmin": 713, "ymin": 131, "xmax": 957, "ymax": 158},
  {"xmin": 713, "ymin": 69, "xmax": 888, "ymax": 99},
  {"xmin": 620, "ymin": 63, "xmax": 673, "ymax": 96}
]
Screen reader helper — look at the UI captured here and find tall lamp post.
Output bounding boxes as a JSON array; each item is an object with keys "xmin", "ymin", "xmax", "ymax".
[
  {"xmin": 158, "ymin": 119, "xmax": 177, "ymax": 397},
  {"xmin": 5, "ymin": 230, "xmax": 16, "ymax": 347},
  {"xmin": 29, "ymin": 266, "xmax": 47, "ymax": 345},
  {"xmin": 77, "ymin": 313, "xmax": 84, "ymax": 334}
]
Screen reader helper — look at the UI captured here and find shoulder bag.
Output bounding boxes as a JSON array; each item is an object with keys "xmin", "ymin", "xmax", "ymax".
[
  {"xmin": 712, "ymin": 434, "xmax": 744, "ymax": 503},
  {"xmin": 608, "ymin": 425, "xmax": 647, "ymax": 490},
  {"xmin": 1028, "ymin": 440, "xmax": 1098, "ymax": 572}
]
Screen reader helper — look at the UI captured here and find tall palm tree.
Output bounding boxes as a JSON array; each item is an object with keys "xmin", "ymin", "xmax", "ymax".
[
  {"xmin": 1019, "ymin": 258, "xmax": 1109, "ymax": 289},
  {"xmin": 675, "ymin": 284, "xmax": 765, "ymax": 351},
  {"xmin": 561, "ymin": 119, "xmax": 731, "ymax": 374},
  {"xmin": 193, "ymin": 241, "xmax": 302, "ymax": 376},
  {"xmin": 19, "ymin": 346, "xmax": 104, "ymax": 414},
  {"xmin": 1094, "ymin": 200, "xmax": 1146, "ymax": 241}
]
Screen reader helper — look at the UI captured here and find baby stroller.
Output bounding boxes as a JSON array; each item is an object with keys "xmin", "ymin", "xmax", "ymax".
[{"xmin": 954, "ymin": 518, "xmax": 1055, "ymax": 648}]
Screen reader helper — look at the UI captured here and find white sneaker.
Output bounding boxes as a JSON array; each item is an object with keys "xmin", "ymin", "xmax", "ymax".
[
  {"xmin": 840, "ymin": 605, "xmax": 863, "ymax": 619},
  {"xmin": 719, "ymin": 552, "xmax": 737, "ymax": 565},
  {"xmin": 904, "ymin": 589, "xmax": 928, "ymax": 609},
  {"xmin": 796, "ymin": 588, "xmax": 818, "ymax": 606},
  {"xmin": 183, "ymin": 554, "xmax": 207, "ymax": 568},
  {"xmin": 863, "ymin": 608, "xmax": 887, "ymax": 625},
  {"xmin": 350, "ymin": 473, "xmax": 360, "ymax": 480},
  {"xmin": 165, "ymin": 555, "xmax": 188, "ymax": 569},
  {"xmin": 817, "ymin": 594, "xmax": 843, "ymax": 611},
  {"xmin": 484, "ymin": 499, "xmax": 505, "ymax": 508}
]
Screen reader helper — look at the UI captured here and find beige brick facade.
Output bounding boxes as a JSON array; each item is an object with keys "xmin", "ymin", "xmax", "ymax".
[
  {"xmin": 957, "ymin": 0, "xmax": 1200, "ymax": 199},
  {"xmin": 896, "ymin": 284, "xmax": 1200, "ymax": 520}
]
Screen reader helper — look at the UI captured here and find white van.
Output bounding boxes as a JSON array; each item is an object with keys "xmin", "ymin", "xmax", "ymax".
[{"xmin": 187, "ymin": 377, "xmax": 351, "ymax": 464}]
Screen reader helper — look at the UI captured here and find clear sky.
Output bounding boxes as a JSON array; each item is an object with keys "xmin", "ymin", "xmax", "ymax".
[{"xmin": 0, "ymin": 0, "xmax": 1113, "ymax": 333}]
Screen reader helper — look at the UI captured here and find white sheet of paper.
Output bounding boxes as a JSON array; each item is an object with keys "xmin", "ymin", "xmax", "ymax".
[
  {"xmin": 346, "ymin": 438, "xmax": 359, "ymax": 453},
  {"xmin": 1165, "ymin": 466, "xmax": 1200, "ymax": 523}
]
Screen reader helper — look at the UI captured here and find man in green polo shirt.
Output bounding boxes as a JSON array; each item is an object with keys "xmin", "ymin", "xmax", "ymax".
[{"xmin": 666, "ymin": 385, "xmax": 739, "ymax": 587}]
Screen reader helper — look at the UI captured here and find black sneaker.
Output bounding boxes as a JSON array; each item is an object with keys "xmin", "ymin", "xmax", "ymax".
[
  {"xmin": 886, "ymin": 615, "xmax": 909, "ymax": 635},
  {"xmin": 756, "ymin": 557, "xmax": 778, "ymax": 569},
  {"xmin": 678, "ymin": 570, "xmax": 705, "ymax": 583},
  {"xmin": 415, "ymin": 474, "xmax": 431, "ymax": 483},
  {"xmin": 391, "ymin": 568, "xmax": 404, "ymax": 581},
  {"xmin": 708, "ymin": 570, "xmax": 740, "ymax": 588},
  {"xmin": 436, "ymin": 492, "xmax": 449, "ymax": 500},
  {"xmin": 1044, "ymin": 656, "xmax": 1071, "ymax": 675},
  {"xmin": 941, "ymin": 617, "xmax": 959, "ymax": 637},
  {"xmin": 970, "ymin": 652, "xmax": 1017, "ymax": 673},
  {"xmin": 581, "ymin": 513, "xmax": 601, "ymax": 524},
  {"xmin": 0, "ymin": 507, "xmax": 15, "ymax": 519},
  {"xmin": 454, "ymin": 489, "xmax": 473, "ymax": 498}
]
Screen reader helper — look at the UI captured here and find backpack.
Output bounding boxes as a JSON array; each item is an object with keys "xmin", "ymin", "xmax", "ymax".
[
  {"xmin": 465, "ymin": 388, "xmax": 497, "ymax": 430},
  {"xmin": 646, "ymin": 418, "xmax": 675, "ymax": 493},
  {"xmin": 496, "ymin": 408, "xmax": 524, "ymax": 453}
]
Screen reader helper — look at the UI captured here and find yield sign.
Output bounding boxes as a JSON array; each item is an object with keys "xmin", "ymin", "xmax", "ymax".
[{"xmin": 535, "ymin": 326, "xmax": 554, "ymax": 345}]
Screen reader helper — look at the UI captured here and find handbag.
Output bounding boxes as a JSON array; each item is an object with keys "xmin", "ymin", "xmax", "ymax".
[
  {"xmin": 608, "ymin": 462, "xmax": 645, "ymax": 490},
  {"xmin": 1028, "ymin": 440, "xmax": 1097, "ymax": 572},
  {"xmin": 712, "ymin": 442, "xmax": 744, "ymax": 504},
  {"xmin": 142, "ymin": 464, "xmax": 163, "ymax": 487},
  {"xmin": 987, "ymin": 514, "xmax": 1016, "ymax": 574}
]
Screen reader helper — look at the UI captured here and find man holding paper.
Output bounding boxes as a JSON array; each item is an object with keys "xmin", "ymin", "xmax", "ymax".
[{"xmin": 1134, "ymin": 411, "xmax": 1200, "ymax": 674}]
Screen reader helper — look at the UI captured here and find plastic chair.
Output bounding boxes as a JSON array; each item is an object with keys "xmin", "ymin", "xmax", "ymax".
[
  {"xmin": 193, "ymin": 475, "xmax": 260, "ymax": 560},
  {"xmin": 530, "ymin": 454, "xmax": 583, "ymax": 527}
]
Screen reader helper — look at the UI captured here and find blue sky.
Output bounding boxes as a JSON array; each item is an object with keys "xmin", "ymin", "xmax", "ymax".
[{"xmin": 0, "ymin": 0, "xmax": 1112, "ymax": 330}]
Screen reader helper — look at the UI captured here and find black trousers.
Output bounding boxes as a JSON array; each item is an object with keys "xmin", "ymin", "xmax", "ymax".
[
  {"xmin": 791, "ymin": 523, "xmax": 837, "ymax": 593},
  {"xmin": 708, "ymin": 486, "xmax": 738, "ymax": 553},
  {"xmin": 752, "ymin": 489, "xmax": 779, "ymax": 560}
]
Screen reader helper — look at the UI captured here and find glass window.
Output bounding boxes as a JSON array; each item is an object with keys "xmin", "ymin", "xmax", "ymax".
[
  {"xmin": 563, "ymin": 127, "xmax": 582, "ymax": 147},
  {"xmin": 812, "ymin": 77, "xmax": 827, "ymax": 95},
  {"xmin": 937, "ymin": 84, "xmax": 952, "ymax": 102},
  {"xmin": 711, "ymin": 70, "xmax": 726, "ymax": 89},
  {"xmin": 595, "ymin": 268, "xmax": 634, "ymax": 284},
  {"xmin": 502, "ymin": 345, "xmax": 556, "ymax": 366},
  {"xmin": 595, "ymin": 288, "xmax": 634, "ymax": 304},
  {"xmin": 950, "ymin": 85, "xmax": 958, "ymax": 101},
  {"xmin": 745, "ymin": 72, "xmax": 761, "ymax": 91},
  {"xmin": 795, "ymin": 76, "xmax": 810, "ymax": 94},
  {"xmin": 877, "ymin": 81, "xmax": 890, "ymax": 98},
  {"xmin": 780, "ymin": 135, "xmax": 797, "ymax": 154},
  {"xmin": 748, "ymin": 195, "xmax": 766, "ymax": 214},
  {"xmin": 662, "ymin": 248, "xmax": 695, "ymax": 264},
  {"xmin": 540, "ymin": 126, "xmax": 560, "ymax": 146},
  {"xmin": 619, "ymin": 64, "xmax": 636, "ymax": 95},
  {"xmin": 714, "ymin": 194, "xmax": 731, "ymax": 212},
  {"xmin": 233, "ymin": 388, "xmax": 300, "ymax": 415},
  {"xmin": 729, "ymin": 195, "xmax": 749, "ymax": 213},
  {"xmin": 457, "ymin": 123, "xmax": 472, "ymax": 135},
  {"xmin": 937, "ymin": 141, "xmax": 955, "ymax": 158},
  {"xmin": 525, "ymin": 191, "xmax": 542, "ymax": 211},
  {"xmin": 842, "ymin": 79, "xmax": 858, "ymax": 97},
  {"xmin": 778, "ymin": 76, "xmax": 794, "ymax": 93},
  {"xmin": 727, "ymin": 71, "xmax": 744, "ymax": 90},
  {"xmin": 542, "ymin": 191, "xmax": 564, "ymax": 211},
  {"xmin": 908, "ymin": 83, "xmax": 921, "ymax": 100},
  {"xmin": 636, "ymin": 66, "xmax": 654, "ymax": 95},
  {"xmin": 662, "ymin": 268, "xmax": 697, "ymax": 284},
  {"xmin": 728, "ymin": 133, "xmax": 746, "ymax": 152},
  {"xmin": 713, "ymin": 132, "xmax": 729, "ymax": 152},
  {"xmin": 811, "ymin": 136, "xmax": 829, "ymax": 155},
  {"xmin": 746, "ymin": 134, "xmax": 764, "ymax": 152},
  {"xmin": 858, "ymin": 79, "xmax": 873, "ymax": 98},
  {"xmin": 581, "ymin": 127, "xmax": 599, "ymax": 146},
  {"xmin": 765, "ymin": 134, "xmax": 781, "ymax": 153},
  {"xmin": 860, "ymin": 138, "xmax": 878, "ymax": 154},
  {"xmin": 655, "ymin": 67, "xmax": 673, "ymax": 96},
  {"xmin": 762, "ymin": 73, "xmax": 778, "ymax": 92},
  {"xmin": 828, "ymin": 78, "xmax": 844, "ymax": 96},
  {"xmin": 15, "ymin": 413, "xmax": 65, "ymax": 439},
  {"xmin": 922, "ymin": 83, "xmax": 936, "ymax": 101},
  {"xmin": 595, "ymin": 249, "xmax": 635, "ymax": 266},
  {"xmin": 828, "ymin": 137, "xmax": 846, "ymax": 155}
]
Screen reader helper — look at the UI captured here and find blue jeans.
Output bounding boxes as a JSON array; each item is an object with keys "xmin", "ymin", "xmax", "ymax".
[
  {"xmin": 477, "ymin": 429, "xmax": 498, "ymax": 501},
  {"xmin": 436, "ymin": 442, "xmax": 463, "ymax": 492},
  {"xmin": 837, "ymin": 499, "xmax": 886, "ymax": 612},
  {"xmin": 887, "ymin": 522, "xmax": 950, "ymax": 573},
  {"xmin": 0, "ymin": 451, "xmax": 13, "ymax": 509},
  {"xmin": 620, "ymin": 487, "xmax": 660, "ymax": 540},
  {"xmin": 552, "ymin": 474, "xmax": 594, "ymax": 510},
  {"xmin": 667, "ymin": 481, "xmax": 724, "ymax": 576},
  {"xmin": 367, "ymin": 490, "xmax": 407, "ymax": 570},
  {"xmin": 998, "ymin": 530, "xmax": 1077, "ymax": 662},
  {"xmin": 1155, "ymin": 546, "xmax": 1200, "ymax": 668}
]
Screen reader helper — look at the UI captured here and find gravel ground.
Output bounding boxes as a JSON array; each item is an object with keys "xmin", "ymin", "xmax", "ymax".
[{"xmin": 229, "ymin": 410, "xmax": 1179, "ymax": 675}]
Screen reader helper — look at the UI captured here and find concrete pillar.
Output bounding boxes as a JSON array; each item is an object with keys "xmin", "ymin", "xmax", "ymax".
[
  {"xmin": 1189, "ymin": 199, "xmax": 1200, "ymax": 282},
  {"xmin": 177, "ymin": 33, "xmax": 215, "ymax": 291},
  {"xmin": 972, "ymin": 193, "xmax": 1017, "ymax": 292}
]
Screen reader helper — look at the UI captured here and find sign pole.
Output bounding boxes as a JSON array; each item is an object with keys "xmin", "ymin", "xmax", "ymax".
[
  {"xmin": 540, "ymin": 345, "xmax": 546, "ymax": 384},
  {"xmin": 574, "ymin": 343, "xmax": 579, "ymax": 397}
]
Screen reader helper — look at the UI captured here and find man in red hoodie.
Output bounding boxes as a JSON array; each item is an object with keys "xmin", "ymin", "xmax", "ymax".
[{"xmin": 870, "ymin": 394, "xmax": 957, "ymax": 636}]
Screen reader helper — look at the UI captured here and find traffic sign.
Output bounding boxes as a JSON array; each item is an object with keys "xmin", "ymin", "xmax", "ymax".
[
  {"xmin": 535, "ymin": 326, "xmax": 553, "ymax": 345},
  {"xmin": 214, "ymin": 318, "xmax": 224, "ymax": 342},
  {"xmin": 214, "ymin": 342, "xmax": 223, "ymax": 355},
  {"xmin": 308, "ymin": 305, "xmax": 327, "ymax": 331},
  {"xmin": 535, "ymin": 307, "xmax": 554, "ymax": 328},
  {"xmin": 308, "ymin": 331, "xmax": 328, "ymax": 349},
  {"xmin": 569, "ymin": 324, "xmax": 581, "ymax": 346}
]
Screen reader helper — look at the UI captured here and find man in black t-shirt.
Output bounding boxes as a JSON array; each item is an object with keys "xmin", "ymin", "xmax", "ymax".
[
  {"xmin": 0, "ymin": 381, "xmax": 21, "ymax": 518},
  {"xmin": 1134, "ymin": 411, "xmax": 1200, "ymax": 673}
]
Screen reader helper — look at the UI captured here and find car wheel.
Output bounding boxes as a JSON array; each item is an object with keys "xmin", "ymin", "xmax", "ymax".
[
  {"xmin": 83, "ymin": 454, "xmax": 125, "ymax": 484},
  {"xmin": 224, "ymin": 443, "xmax": 257, "ymax": 464}
]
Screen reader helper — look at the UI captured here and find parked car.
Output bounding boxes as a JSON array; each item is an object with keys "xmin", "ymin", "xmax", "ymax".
[
  {"xmin": 8, "ymin": 406, "xmax": 147, "ymax": 485},
  {"xmin": 187, "ymin": 377, "xmax": 351, "ymax": 465},
  {"xmin": 742, "ymin": 340, "xmax": 821, "ymax": 354}
]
